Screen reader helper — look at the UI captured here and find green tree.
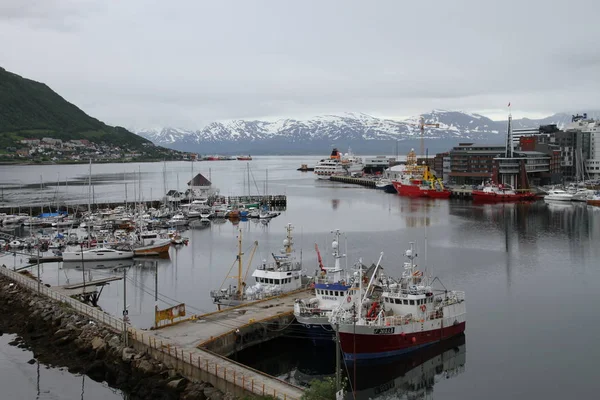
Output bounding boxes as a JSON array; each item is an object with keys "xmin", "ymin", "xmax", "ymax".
[{"xmin": 301, "ymin": 377, "xmax": 341, "ymax": 400}]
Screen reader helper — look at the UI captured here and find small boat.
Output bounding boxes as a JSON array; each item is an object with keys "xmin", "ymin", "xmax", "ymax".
[
  {"xmin": 587, "ymin": 192, "xmax": 600, "ymax": 206},
  {"xmin": 61, "ymin": 246, "xmax": 134, "ymax": 261},
  {"xmin": 9, "ymin": 240, "xmax": 22, "ymax": 248},
  {"xmin": 544, "ymin": 189, "xmax": 573, "ymax": 202},
  {"xmin": 375, "ymin": 178, "xmax": 396, "ymax": 193},
  {"xmin": 167, "ymin": 213, "xmax": 188, "ymax": 226},
  {"xmin": 237, "ymin": 155, "xmax": 253, "ymax": 161},
  {"xmin": 571, "ymin": 189, "xmax": 595, "ymax": 202},
  {"xmin": 133, "ymin": 239, "xmax": 171, "ymax": 256},
  {"xmin": 297, "ymin": 164, "xmax": 315, "ymax": 172}
]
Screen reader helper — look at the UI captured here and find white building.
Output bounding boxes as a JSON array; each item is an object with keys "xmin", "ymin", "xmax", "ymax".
[
  {"xmin": 186, "ymin": 173, "xmax": 216, "ymax": 201},
  {"xmin": 565, "ymin": 115, "xmax": 600, "ymax": 180}
]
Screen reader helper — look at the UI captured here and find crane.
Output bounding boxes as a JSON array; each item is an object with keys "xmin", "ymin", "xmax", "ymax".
[{"xmin": 409, "ymin": 116, "xmax": 440, "ymax": 159}]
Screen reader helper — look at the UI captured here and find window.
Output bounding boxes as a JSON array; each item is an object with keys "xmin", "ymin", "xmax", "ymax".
[
  {"xmin": 410, "ymin": 300, "xmax": 415, "ymax": 305},
  {"xmin": 335, "ymin": 291, "xmax": 339, "ymax": 296},
  {"xmin": 395, "ymin": 298, "xmax": 401, "ymax": 304},
  {"xmin": 256, "ymin": 277, "xmax": 259, "ymax": 282},
  {"xmin": 403, "ymin": 299, "xmax": 408, "ymax": 305},
  {"xmin": 269, "ymin": 279, "xmax": 274, "ymax": 284}
]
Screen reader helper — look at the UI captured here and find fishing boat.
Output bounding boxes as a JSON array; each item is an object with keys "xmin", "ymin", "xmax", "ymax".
[
  {"xmin": 167, "ymin": 213, "xmax": 188, "ymax": 226},
  {"xmin": 391, "ymin": 150, "xmax": 451, "ymax": 199},
  {"xmin": 294, "ymin": 230, "xmax": 354, "ymax": 336},
  {"xmin": 61, "ymin": 246, "xmax": 134, "ymax": 261},
  {"xmin": 237, "ymin": 155, "xmax": 253, "ymax": 161},
  {"xmin": 330, "ymin": 243, "xmax": 466, "ymax": 361},
  {"xmin": 314, "ymin": 148, "xmax": 364, "ymax": 179},
  {"xmin": 210, "ymin": 224, "xmax": 303, "ymax": 308},
  {"xmin": 472, "ymin": 183, "xmax": 536, "ymax": 202}
]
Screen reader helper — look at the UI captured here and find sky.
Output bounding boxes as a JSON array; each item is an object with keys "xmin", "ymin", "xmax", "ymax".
[{"xmin": 1, "ymin": 0, "xmax": 599, "ymax": 129}]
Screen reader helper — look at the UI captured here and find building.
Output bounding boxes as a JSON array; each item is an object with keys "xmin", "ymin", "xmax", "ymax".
[
  {"xmin": 562, "ymin": 114, "xmax": 600, "ymax": 180},
  {"xmin": 446, "ymin": 143, "xmax": 505, "ymax": 185},
  {"xmin": 186, "ymin": 173, "xmax": 215, "ymax": 200}
]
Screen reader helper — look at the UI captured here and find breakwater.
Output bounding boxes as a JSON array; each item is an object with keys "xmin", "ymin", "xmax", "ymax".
[
  {"xmin": 0, "ymin": 269, "xmax": 227, "ymax": 400},
  {"xmin": 0, "ymin": 265, "xmax": 304, "ymax": 400}
]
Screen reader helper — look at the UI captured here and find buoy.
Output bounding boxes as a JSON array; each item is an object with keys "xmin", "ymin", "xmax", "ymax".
[
  {"xmin": 400, "ymin": 332, "xmax": 405, "ymax": 337},
  {"xmin": 411, "ymin": 337, "xmax": 416, "ymax": 343},
  {"xmin": 347, "ymin": 296, "xmax": 352, "ymax": 303}
]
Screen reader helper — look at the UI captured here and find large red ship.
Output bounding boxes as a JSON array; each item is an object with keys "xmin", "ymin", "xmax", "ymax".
[
  {"xmin": 330, "ymin": 243, "xmax": 466, "ymax": 361},
  {"xmin": 391, "ymin": 150, "xmax": 451, "ymax": 199}
]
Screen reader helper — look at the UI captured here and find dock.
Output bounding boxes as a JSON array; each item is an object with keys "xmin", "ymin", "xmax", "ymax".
[
  {"xmin": 329, "ymin": 175, "xmax": 377, "ymax": 187},
  {"xmin": 152, "ymin": 288, "xmax": 313, "ymax": 356},
  {"xmin": 53, "ymin": 276, "xmax": 122, "ymax": 305},
  {"xmin": 0, "ymin": 265, "xmax": 308, "ymax": 400}
]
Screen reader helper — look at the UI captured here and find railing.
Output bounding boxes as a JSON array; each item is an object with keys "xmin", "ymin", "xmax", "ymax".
[{"xmin": 0, "ymin": 265, "xmax": 301, "ymax": 400}]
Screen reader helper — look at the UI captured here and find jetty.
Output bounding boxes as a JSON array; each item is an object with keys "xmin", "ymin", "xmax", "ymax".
[
  {"xmin": 329, "ymin": 175, "xmax": 377, "ymax": 187},
  {"xmin": 153, "ymin": 288, "xmax": 313, "ymax": 356},
  {"xmin": 0, "ymin": 266, "xmax": 307, "ymax": 400}
]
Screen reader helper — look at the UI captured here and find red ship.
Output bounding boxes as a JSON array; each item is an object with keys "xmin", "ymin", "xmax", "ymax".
[
  {"xmin": 391, "ymin": 149, "xmax": 451, "ymax": 199},
  {"xmin": 472, "ymin": 183, "xmax": 536, "ymax": 202},
  {"xmin": 330, "ymin": 243, "xmax": 466, "ymax": 361}
]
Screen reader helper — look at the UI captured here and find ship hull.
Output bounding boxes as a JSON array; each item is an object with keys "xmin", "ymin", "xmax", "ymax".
[
  {"xmin": 133, "ymin": 240, "xmax": 171, "ymax": 256},
  {"xmin": 392, "ymin": 181, "xmax": 451, "ymax": 199},
  {"xmin": 339, "ymin": 321, "xmax": 466, "ymax": 361},
  {"xmin": 472, "ymin": 191, "xmax": 536, "ymax": 202}
]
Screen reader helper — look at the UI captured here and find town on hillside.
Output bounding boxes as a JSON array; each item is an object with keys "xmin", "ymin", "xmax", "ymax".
[{"xmin": 0, "ymin": 137, "xmax": 197, "ymax": 163}]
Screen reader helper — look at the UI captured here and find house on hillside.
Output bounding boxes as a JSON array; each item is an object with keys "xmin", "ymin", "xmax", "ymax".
[{"xmin": 185, "ymin": 173, "xmax": 216, "ymax": 201}]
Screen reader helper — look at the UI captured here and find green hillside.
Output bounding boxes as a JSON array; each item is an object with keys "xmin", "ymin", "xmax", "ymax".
[{"xmin": 0, "ymin": 66, "xmax": 168, "ymax": 156}]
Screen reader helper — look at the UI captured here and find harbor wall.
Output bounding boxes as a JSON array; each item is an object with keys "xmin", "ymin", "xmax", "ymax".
[{"xmin": 200, "ymin": 311, "xmax": 296, "ymax": 357}]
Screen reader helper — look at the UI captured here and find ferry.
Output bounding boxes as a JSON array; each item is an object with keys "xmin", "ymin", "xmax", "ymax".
[
  {"xmin": 330, "ymin": 243, "xmax": 466, "ymax": 361},
  {"xmin": 314, "ymin": 148, "xmax": 363, "ymax": 179}
]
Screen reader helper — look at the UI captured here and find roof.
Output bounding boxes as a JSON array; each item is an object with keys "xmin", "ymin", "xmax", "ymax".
[{"xmin": 188, "ymin": 173, "xmax": 212, "ymax": 187}]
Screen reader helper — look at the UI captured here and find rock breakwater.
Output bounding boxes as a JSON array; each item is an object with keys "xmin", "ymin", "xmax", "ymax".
[{"xmin": 0, "ymin": 272, "xmax": 228, "ymax": 400}]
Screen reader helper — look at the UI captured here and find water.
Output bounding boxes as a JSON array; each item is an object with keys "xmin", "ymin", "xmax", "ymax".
[
  {"xmin": 0, "ymin": 334, "xmax": 125, "ymax": 400},
  {"xmin": 1, "ymin": 157, "xmax": 600, "ymax": 399}
]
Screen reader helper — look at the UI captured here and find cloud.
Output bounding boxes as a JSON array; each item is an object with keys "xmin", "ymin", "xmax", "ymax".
[{"xmin": 1, "ymin": 0, "xmax": 600, "ymax": 128}]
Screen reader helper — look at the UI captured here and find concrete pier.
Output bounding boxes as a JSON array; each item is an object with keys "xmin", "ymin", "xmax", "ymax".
[
  {"xmin": 0, "ymin": 266, "xmax": 306, "ymax": 400},
  {"xmin": 329, "ymin": 175, "xmax": 377, "ymax": 187}
]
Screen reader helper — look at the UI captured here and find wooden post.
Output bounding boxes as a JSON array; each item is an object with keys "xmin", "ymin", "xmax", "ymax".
[
  {"xmin": 262, "ymin": 383, "xmax": 265, "ymax": 395},
  {"xmin": 215, "ymin": 364, "xmax": 218, "ymax": 375},
  {"xmin": 198, "ymin": 357, "xmax": 201, "ymax": 368},
  {"xmin": 251, "ymin": 379, "xmax": 254, "ymax": 392},
  {"xmin": 167, "ymin": 344, "xmax": 170, "ymax": 354},
  {"xmin": 206, "ymin": 359, "xmax": 208, "ymax": 370},
  {"xmin": 234, "ymin": 370, "xmax": 236, "ymax": 383}
]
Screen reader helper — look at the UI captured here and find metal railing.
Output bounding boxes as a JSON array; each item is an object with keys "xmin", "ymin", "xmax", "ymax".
[{"xmin": 0, "ymin": 266, "xmax": 302, "ymax": 400}]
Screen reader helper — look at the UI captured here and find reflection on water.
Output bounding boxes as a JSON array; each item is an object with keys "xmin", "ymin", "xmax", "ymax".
[
  {"xmin": 232, "ymin": 335, "xmax": 466, "ymax": 400},
  {"xmin": 0, "ymin": 334, "xmax": 125, "ymax": 399}
]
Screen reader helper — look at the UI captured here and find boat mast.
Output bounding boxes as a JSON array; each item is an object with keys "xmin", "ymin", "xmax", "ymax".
[
  {"xmin": 87, "ymin": 159, "xmax": 92, "ymax": 213},
  {"xmin": 237, "ymin": 228, "xmax": 243, "ymax": 297},
  {"xmin": 284, "ymin": 223, "xmax": 293, "ymax": 254}
]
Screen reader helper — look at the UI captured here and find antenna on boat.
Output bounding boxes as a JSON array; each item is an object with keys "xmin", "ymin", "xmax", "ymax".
[{"xmin": 237, "ymin": 227, "xmax": 244, "ymax": 297}]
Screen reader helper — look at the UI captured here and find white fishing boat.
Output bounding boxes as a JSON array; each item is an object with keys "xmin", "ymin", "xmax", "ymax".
[
  {"xmin": 61, "ymin": 246, "xmax": 134, "ymax": 261},
  {"xmin": 210, "ymin": 224, "xmax": 303, "ymax": 308},
  {"xmin": 294, "ymin": 229, "xmax": 355, "ymax": 335}
]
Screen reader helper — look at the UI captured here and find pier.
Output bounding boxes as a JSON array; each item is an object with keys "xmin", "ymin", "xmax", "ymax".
[
  {"xmin": 329, "ymin": 175, "xmax": 377, "ymax": 187},
  {"xmin": 152, "ymin": 288, "xmax": 313, "ymax": 357},
  {"xmin": 0, "ymin": 266, "xmax": 306, "ymax": 400}
]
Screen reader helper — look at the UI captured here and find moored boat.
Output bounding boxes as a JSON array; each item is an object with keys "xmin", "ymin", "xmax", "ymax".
[
  {"xmin": 330, "ymin": 243, "xmax": 466, "ymax": 361},
  {"xmin": 472, "ymin": 183, "xmax": 536, "ymax": 202},
  {"xmin": 133, "ymin": 239, "xmax": 171, "ymax": 256},
  {"xmin": 587, "ymin": 192, "xmax": 600, "ymax": 206},
  {"xmin": 391, "ymin": 150, "xmax": 450, "ymax": 199},
  {"xmin": 61, "ymin": 246, "xmax": 134, "ymax": 261},
  {"xmin": 544, "ymin": 188, "xmax": 573, "ymax": 202}
]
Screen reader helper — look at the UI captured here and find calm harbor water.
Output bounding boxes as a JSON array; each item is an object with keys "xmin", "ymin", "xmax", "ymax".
[{"xmin": 1, "ymin": 157, "xmax": 600, "ymax": 399}]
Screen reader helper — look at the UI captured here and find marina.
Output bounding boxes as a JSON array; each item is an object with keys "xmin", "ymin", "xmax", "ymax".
[{"xmin": 1, "ymin": 156, "xmax": 599, "ymax": 400}]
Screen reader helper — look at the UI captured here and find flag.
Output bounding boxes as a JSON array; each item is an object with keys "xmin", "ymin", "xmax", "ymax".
[{"xmin": 508, "ymin": 102, "xmax": 511, "ymax": 107}]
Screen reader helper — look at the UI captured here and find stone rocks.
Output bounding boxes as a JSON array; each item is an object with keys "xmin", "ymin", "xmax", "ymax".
[
  {"xmin": 91, "ymin": 337, "xmax": 105, "ymax": 351},
  {"xmin": 0, "ymin": 274, "xmax": 229, "ymax": 400}
]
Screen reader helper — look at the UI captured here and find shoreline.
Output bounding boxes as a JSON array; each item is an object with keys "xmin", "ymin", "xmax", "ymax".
[{"xmin": 0, "ymin": 271, "xmax": 229, "ymax": 400}]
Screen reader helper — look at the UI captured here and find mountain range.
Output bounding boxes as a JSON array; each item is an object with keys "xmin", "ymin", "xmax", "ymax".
[{"xmin": 134, "ymin": 110, "xmax": 600, "ymax": 155}]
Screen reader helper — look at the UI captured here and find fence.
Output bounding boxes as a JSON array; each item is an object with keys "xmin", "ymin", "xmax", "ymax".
[{"xmin": 0, "ymin": 266, "xmax": 302, "ymax": 400}]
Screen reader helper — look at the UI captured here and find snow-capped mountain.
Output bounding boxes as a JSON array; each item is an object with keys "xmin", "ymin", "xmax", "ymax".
[{"xmin": 133, "ymin": 110, "xmax": 600, "ymax": 155}]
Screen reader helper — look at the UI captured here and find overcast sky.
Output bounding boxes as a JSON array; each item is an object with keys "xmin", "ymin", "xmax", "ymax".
[{"xmin": 1, "ymin": 0, "xmax": 599, "ymax": 129}]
